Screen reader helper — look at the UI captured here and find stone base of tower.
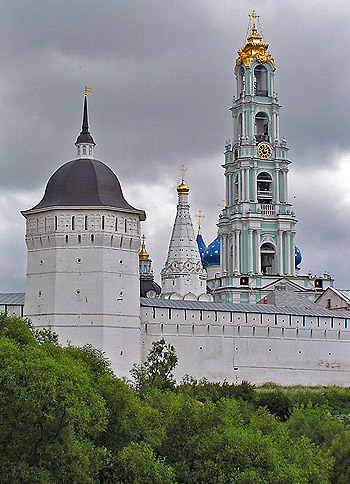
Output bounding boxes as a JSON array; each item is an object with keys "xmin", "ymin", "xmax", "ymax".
[
  {"xmin": 27, "ymin": 313, "xmax": 141, "ymax": 378},
  {"xmin": 208, "ymin": 273, "xmax": 334, "ymax": 304}
]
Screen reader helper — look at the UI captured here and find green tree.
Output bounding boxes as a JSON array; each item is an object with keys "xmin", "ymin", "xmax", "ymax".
[
  {"xmin": 131, "ymin": 339, "xmax": 178, "ymax": 394},
  {"xmin": 0, "ymin": 314, "xmax": 108, "ymax": 483},
  {"xmin": 114, "ymin": 442, "xmax": 175, "ymax": 484}
]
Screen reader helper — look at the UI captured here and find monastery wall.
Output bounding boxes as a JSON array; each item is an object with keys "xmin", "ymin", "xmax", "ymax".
[{"xmin": 141, "ymin": 304, "xmax": 350, "ymax": 386}]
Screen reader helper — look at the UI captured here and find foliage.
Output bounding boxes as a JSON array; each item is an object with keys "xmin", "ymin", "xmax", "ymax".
[
  {"xmin": 131, "ymin": 338, "xmax": 178, "ymax": 393},
  {"xmin": 2, "ymin": 318, "xmax": 350, "ymax": 483}
]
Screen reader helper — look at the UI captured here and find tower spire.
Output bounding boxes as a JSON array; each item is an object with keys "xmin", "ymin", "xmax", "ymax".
[
  {"xmin": 161, "ymin": 167, "xmax": 207, "ymax": 300},
  {"xmin": 75, "ymin": 87, "xmax": 96, "ymax": 159}
]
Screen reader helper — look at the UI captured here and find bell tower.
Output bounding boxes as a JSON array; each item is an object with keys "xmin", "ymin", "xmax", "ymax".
[{"xmin": 214, "ymin": 11, "xmax": 299, "ymax": 303}]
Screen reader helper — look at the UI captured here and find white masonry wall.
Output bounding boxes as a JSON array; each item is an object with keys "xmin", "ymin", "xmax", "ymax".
[
  {"xmin": 141, "ymin": 304, "xmax": 350, "ymax": 386},
  {"xmin": 23, "ymin": 207, "xmax": 142, "ymax": 377}
]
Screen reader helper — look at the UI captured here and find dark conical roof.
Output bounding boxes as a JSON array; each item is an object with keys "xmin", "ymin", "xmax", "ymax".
[
  {"xmin": 75, "ymin": 95, "xmax": 95, "ymax": 145},
  {"xmin": 29, "ymin": 158, "xmax": 145, "ymax": 219}
]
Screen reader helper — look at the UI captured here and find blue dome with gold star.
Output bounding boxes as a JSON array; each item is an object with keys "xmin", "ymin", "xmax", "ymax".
[
  {"xmin": 197, "ymin": 233, "xmax": 207, "ymax": 265},
  {"xmin": 204, "ymin": 235, "xmax": 220, "ymax": 266},
  {"xmin": 295, "ymin": 246, "xmax": 302, "ymax": 267}
]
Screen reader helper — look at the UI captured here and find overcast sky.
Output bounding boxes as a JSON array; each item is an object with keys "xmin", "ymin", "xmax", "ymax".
[{"xmin": 1, "ymin": 0, "xmax": 350, "ymax": 292}]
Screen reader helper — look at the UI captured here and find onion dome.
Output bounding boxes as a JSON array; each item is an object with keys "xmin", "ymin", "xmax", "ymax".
[
  {"xmin": 177, "ymin": 164, "xmax": 189, "ymax": 194},
  {"xmin": 196, "ymin": 232, "xmax": 207, "ymax": 266},
  {"xmin": 139, "ymin": 235, "xmax": 161, "ymax": 298},
  {"xmin": 204, "ymin": 234, "xmax": 220, "ymax": 266},
  {"xmin": 295, "ymin": 246, "xmax": 302, "ymax": 268},
  {"xmin": 139, "ymin": 235, "xmax": 150, "ymax": 260}
]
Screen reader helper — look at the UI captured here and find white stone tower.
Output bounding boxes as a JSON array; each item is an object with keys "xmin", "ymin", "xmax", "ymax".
[
  {"xmin": 22, "ymin": 92, "xmax": 146, "ymax": 377},
  {"xmin": 161, "ymin": 166, "xmax": 207, "ymax": 300}
]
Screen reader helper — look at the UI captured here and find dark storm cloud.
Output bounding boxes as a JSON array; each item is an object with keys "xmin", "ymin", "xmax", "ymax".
[{"xmin": 0, "ymin": 0, "xmax": 349, "ymax": 291}]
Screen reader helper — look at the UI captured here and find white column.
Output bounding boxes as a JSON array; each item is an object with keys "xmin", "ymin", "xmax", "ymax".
[
  {"xmin": 285, "ymin": 169, "xmax": 289, "ymax": 203},
  {"xmin": 281, "ymin": 170, "xmax": 285, "ymax": 203},
  {"xmin": 274, "ymin": 168, "xmax": 280, "ymax": 203},
  {"xmin": 276, "ymin": 113, "xmax": 280, "ymax": 140},
  {"xmin": 235, "ymin": 230, "xmax": 241, "ymax": 274},
  {"xmin": 248, "ymin": 229, "xmax": 253, "ymax": 274},
  {"xmin": 242, "ymin": 111, "xmax": 246, "ymax": 138},
  {"xmin": 273, "ymin": 112, "xmax": 277, "ymax": 140},
  {"xmin": 238, "ymin": 172, "xmax": 242, "ymax": 202},
  {"xmin": 252, "ymin": 167, "xmax": 257, "ymax": 202},
  {"xmin": 286, "ymin": 230, "xmax": 291, "ymax": 275},
  {"xmin": 244, "ymin": 169, "xmax": 248, "ymax": 201},
  {"xmin": 291, "ymin": 231, "xmax": 296, "ymax": 276},
  {"xmin": 256, "ymin": 230, "xmax": 261, "ymax": 274},
  {"xmin": 221, "ymin": 234, "xmax": 227, "ymax": 275},
  {"xmin": 227, "ymin": 174, "xmax": 231, "ymax": 205},
  {"xmin": 278, "ymin": 230, "xmax": 283, "ymax": 275}
]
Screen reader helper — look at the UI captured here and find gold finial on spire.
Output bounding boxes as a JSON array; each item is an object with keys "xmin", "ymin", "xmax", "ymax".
[
  {"xmin": 84, "ymin": 86, "xmax": 93, "ymax": 97},
  {"xmin": 236, "ymin": 11, "xmax": 275, "ymax": 68},
  {"xmin": 177, "ymin": 164, "xmax": 190, "ymax": 193},
  {"xmin": 195, "ymin": 210, "xmax": 205, "ymax": 235},
  {"xmin": 250, "ymin": 10, "xmax": 259, "ymax": 32},
  {"xmin": 139, "ymin": 234, "xmax": 149, "ymax": 260},
  {"xmin": 218, "ymin": 199, "xmax": 226, "ymax": 210}
]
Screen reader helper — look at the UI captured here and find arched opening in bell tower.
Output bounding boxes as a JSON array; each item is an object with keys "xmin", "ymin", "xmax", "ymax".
[
  {"xmin": 237, "ymin": 66, "xmax": 245, "ymax": 96},
  {"xmin": 237, "ymin": 113, "xmax": 242, "ymax": 140},
  {"xmin": 255, "ymin": 112, "xmax": 269, "ymax": 143},
  {"xmin": 254, "ymin": 65, "xmax": 268, "ymax": 96},
  {"xmin": 257, "ymin": 172, "xmax": 272, "ymax": 202},
  {"xmin": 261, "ymin": 243, "xmax": 276, "ymax": 275}
]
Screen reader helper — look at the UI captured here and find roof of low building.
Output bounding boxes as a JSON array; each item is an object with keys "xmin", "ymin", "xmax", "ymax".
[{"xmin": 140, "ymin": 297, "xmax": 350, "ymax": 318}]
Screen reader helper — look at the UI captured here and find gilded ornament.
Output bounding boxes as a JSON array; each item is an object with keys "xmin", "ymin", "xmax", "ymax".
[{"xmin": 236, "ymin": 11, "xmax": 275, "ymax": 68}]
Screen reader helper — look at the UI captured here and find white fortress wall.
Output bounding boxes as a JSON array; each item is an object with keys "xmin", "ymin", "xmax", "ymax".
[{"xmin": 141, "ymin": 299, "xmax": 350, "ymax": 386}]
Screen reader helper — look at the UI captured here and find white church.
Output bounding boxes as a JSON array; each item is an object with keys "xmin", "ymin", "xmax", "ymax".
[{"xmin": 2, "ymin": 12, "xmax": 350, "ymax": 386}]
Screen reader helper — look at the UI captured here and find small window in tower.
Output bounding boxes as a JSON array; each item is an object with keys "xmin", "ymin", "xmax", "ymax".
[
  {"xmin": 54, "ymin": 216, "xmax": 58, "ymax": 230},
  {"xmin": 91, "ymin": 234, "xmax": 94, "ymax": 242},
  {"xmin": 89, "ymin": 146, "xmax": 92, "ymax": 155},
  {"xmin": 327, "ymin": 298, "xmax": 331, "ymax": 309},
  {"xmin": 315, "ymin": 279, "xmax": 323, "ymax": 289},
  {"xmin": 125, "ymin": 219, "xmax": 127, "ymax": 232},
  {"xmin": 82, "ymin": 145, "xmax": 86, "ymax": 155},
  {"xmin": 77, "ymin": 147, "xmax": 80, "ymax": 156},
  {"xmin": 240, "ymin": 276, "xmax": 249, "ymax": 286},
  {"xmin": 102, "ymin": 216, "xmax": 105, "ymax": 230},
  {"xmin": 71, "ymin": 216, "xmax": 75, "ymax": 231},
  {"xmin": 115, "ymin": 218, "xmax": 118, "ymax": 231}
]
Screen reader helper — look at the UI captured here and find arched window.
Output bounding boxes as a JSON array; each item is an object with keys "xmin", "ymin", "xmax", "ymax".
[
  {"xmin": 255, "ymin": 65, "xmax": 268, "ymax": 96},
  {"xmin": 255, "ymin": 112, "xmax": 269, "ymax": 143},
  {"xmin": 82, "ymin": 145, "xmax": 86, "ymax": 155},
  {"xmin": 257, "ymin": 172, "xmax": 272, "ymax": 202},
  {"xmin": 261, "ymin": 242, "xmax": 276, "ymax": 275},
  {"xmin": 237, "ymin": 66, "xmax": 245, "ymax": 96},
  {"xmin": 234, "ymin": 174, "xmax": 240, "ymax": 203},
  {"xmin": 238, "ymin": 113, "xmax": 242, "ymax": 139}
]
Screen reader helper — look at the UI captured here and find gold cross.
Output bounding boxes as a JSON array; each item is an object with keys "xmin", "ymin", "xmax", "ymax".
[
  {"xmin": 141, "ymin": 234, "xmax": 146, "ymax": 245},
  {"xmin": 195, "ymin": 210, "xmax": 205, "ymax": 234},
  {"xmin": 179, "ymin": 164, "xmax": 187, "ymax": 183},
  {"xmin": 218, "ymin": 199, "xmax": 226, "ymax": 209},
  {"xmin": 249, "ymin": 10, "xmax": 259, "ymax": 29}
]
